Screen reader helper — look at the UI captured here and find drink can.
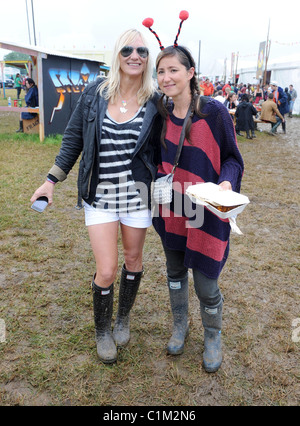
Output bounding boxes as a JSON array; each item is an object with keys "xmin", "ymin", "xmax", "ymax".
[
  {"xmin": 14, "ymin": 99, "xmax": 18, "ymax": 107},
  {"xmin": 18, "ymin": 100, "xmax": 22, "ymax": 107}
]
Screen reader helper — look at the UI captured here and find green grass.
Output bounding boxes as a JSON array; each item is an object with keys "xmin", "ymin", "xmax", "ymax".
[{"xmin": 0, "ymin": 87, "xmax": 25, "ymax": 102}]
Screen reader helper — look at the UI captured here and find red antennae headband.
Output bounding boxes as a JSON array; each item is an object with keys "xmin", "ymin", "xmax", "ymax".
[
  {"xmin": 142, "ymin": 10, "xmax": 189, "ymax": 50},
  {"xmin": 142, "ymin": 17, "xmax": 164, "ymax": 50}
]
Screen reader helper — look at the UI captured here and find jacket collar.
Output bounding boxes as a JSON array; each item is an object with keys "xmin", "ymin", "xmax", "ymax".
[{"xmin": 132, "ymin": 92, "xmax": 160, "ymax": 157}]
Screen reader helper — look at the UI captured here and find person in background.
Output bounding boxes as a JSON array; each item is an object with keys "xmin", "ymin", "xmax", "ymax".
[
  {"xmin": 262, "ymin": 84, "xmax": 269, "ymax": 101},
  {"xmin": 254, "ymin": 84, "xmax": 263, "ymax": 104},
  {"xmin": 214, "ymin": 90, "xmax": 225, "ymax": 103},
  {"xmin": 23, "ymin": 74, "xmax": 29, "ymax": 92},
  {"xmin": 30, "ymin": 29, "xmax": 161, "ymax": 364},
  {"xmin": 247, "ymin": 84, "xmax": 254, "ymax": 96},
  {"xmin": 288, "ymin": 84, "xmax": 297, "ymax": 117},
  {"xmin": 285, "ymin": 87, "xmax": 292, "ymax": 108},
  {"xmin": 15, "ymin": 73, "xmax": 23, "ymax": 99},
  {"xmin": 270, "ymin": 81, "xmax": 289, "ymax": 134},
  {"xmin": 223, "ymin": 86, "xmax": 232, "ymax": 104},
  {"xmin": 260, "ymin": 92, "xmax": 285, "ymax": 136},
  {"xmin": 223, "ymin": 92, "xmax": 238, "ymax": 110},
  {"xmin": 222, "ymin": 81, "xmax": 231, "ymax": 96},
  {"xmin": 200, "ymin": 77, "xmax": 214, "ymax": 97},
  {"xmin": 16, "ymin": 78, "xmax": 39, "ymax": 133},
  {"xmin": 235, "ymin": 94, "xmax": 257, "ymax": 139},
  {"xmin": 240, "ymin": 84, "xmax": 247, "ymax": 95},
  {"xmin": 154, "ymin": 45, "xmax": 244, "ymax": 373}
]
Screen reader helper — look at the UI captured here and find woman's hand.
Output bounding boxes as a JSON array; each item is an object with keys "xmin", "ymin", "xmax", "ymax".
[
  {"xmin": 218, "ymin": 180, "xmax": 232, "ymax": 191},
  {"xmin": 30, "ymin": 181, "xmax": 55, "ymax": 206}
]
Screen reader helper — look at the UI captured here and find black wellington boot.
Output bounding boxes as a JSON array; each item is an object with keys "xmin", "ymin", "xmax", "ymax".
[
  {"xmin": 92, "ymin": 280, "xmax": 117, "ymax": 364},
  {"xmin": 166, "ymin": 273, "xmax": 189, "ymax": 355},
  {"xmin": 16, "ymin": 120, "xmax": 23, "ymax": 133},
  {"xmin": 113, "ymin": 264, "xmax": 143, "ymax": 347}
]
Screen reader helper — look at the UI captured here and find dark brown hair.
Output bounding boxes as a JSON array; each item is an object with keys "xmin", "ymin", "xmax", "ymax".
[
  {"xmin": 26, "ymin": 78, "xmax": 36, "ymax": 87},
  {"xmin": 156, "ymin": 46, "xmax": 207, "ymax": 146}
]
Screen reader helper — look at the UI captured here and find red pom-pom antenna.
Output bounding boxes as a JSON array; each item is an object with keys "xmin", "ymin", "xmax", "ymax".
[
  {"xmin": 179, "ymin": 10, "xmax": 189, "ymax": 21},
  {"xmin": 142, "ymin": 17, "xmax": 164, "ymax": 50},
  {"xmin": 174, "ymin": 10, "xmax": 189, "ymax": 47},
  {"xmin": 142, "ymin": 18, "xmax": 154, "ymax": 28}
]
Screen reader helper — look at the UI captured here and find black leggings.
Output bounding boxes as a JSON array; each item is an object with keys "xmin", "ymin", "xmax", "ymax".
[
  {"xmin": 162, "ymin": 244, "xmax": 222, "ymax": 307},
  {"xmin": 16, "ymin": 87, "xmax": 22, "ymax": 99}
]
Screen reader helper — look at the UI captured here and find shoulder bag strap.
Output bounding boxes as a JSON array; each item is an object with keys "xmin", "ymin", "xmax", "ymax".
[{"xmin": 172, "ymin": 103, "xmax": 192, "ymax": 174}]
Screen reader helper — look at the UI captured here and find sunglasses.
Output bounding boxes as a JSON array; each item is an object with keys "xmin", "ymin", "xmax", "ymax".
[{"xmin": 120, "ymin": 46, "xmax": 149, "ymax": 59}]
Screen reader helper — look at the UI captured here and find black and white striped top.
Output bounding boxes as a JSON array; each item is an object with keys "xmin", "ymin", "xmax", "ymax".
[{"xmin": 93, "ymin": 106, "xmax": 147, "ymax": 213}]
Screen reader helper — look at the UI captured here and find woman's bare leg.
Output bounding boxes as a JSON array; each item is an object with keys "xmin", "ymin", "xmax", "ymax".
[
  {"xmin": 120, "ymin": 224, "xmax": 147, "ymax": 271},
  {"xmin": 88, "ymin": 221, "xmax": 119, "ymax": 287}
]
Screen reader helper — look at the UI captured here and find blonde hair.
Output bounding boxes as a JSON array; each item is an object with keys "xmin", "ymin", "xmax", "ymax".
[{"xmin": 98, "ymin": 29, "xmax": 155, "ymax": 105}]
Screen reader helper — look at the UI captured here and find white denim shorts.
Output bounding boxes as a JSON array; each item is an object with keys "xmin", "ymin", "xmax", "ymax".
[{"xmin": 84, "ymin": 202, "xmax": 152, "ymax": 228}]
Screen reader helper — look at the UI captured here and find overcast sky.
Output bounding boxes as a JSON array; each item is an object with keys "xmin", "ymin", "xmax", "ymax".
[{"xmin": 1, "ymin": 0, "xmax": 299, "ymax": 76}]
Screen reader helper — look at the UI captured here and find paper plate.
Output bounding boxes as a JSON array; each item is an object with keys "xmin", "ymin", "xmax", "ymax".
[{"xmin": 186, "ymin": 183, "xmax": 250, "ymax": 219}]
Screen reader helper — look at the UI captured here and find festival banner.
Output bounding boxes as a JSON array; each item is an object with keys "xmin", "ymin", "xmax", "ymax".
[
  {"xmin": 256, "ymin": 41, "xmax": 266, "ymax": 79},
  {"xmin": 230, "ymin": 52, "xmax": 235, "ymax": 79}
]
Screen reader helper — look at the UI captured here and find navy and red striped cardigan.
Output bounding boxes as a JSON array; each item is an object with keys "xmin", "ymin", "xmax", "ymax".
[{"xmin": 153, "ymin": 97, "xmax": 244, "ymax": 279}]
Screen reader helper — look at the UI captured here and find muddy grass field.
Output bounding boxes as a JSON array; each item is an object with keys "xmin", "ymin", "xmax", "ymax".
[{"xmin": 0, "ymin": 111, "xmax": 299, "ymax": 406}]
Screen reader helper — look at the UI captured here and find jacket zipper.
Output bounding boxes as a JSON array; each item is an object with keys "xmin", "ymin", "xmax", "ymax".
[
  {"xmin": 87, "ymin": 163, "xmax": 93, "ymax": 195},
  {"xmin": 141, "ymin": 155, "xmax": 155, "ymax": 180},
  {"xmin": 87, "ymin": 94, "xmax": 100, "ymax": 197},
  {"xmin": 132, "ymin": 114, "xmax": 156, "ymax": 160}
]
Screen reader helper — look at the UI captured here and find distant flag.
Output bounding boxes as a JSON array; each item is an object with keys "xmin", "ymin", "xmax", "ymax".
[{"xmin": 256, "ymin": 41, "xmax": 266, "ymax": 79}]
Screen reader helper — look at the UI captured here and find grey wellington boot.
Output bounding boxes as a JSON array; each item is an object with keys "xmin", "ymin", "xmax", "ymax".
[
  {"xmin": 200, "ymin": 300, "xmax": 223, "ymax": 373},
  {"xmin": 167, "ymin": 274, "xmax": 189, "ymax": 355},
  {"xmin": 92, "ymin": 280, "xmax": 117, "ymax": 364},
  {"xmin": 113, "ymin": 265, "xmax": 143, "ymax": 347}
]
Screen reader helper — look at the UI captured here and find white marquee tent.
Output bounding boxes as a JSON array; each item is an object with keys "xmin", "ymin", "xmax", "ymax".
[{"xmin": 238, "ymin": 55, "xmax": 300, "ymax": 115}]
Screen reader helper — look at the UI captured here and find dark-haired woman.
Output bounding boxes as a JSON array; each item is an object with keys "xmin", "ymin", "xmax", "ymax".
[
  {"xmin": 223, "ymin": 92, "xmax": 238, "ymax": 110},
  {"xmin": 16, "ymin": 78, "xmax": 39, "ymax": 133},
  {"xmin": 153, "ymin": 45, "xmax": 244, "ymax": 373},
  {"xmin": 235, "ymin": 93, "xmax": 257, "ymax": 139}
]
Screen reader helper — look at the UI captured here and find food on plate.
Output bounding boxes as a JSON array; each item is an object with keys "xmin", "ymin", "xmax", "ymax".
[
  {"xmin": 185, "ymin": 182, "xmax": 250, "ymax": 219},
  {"xmin": 206, "ymin": 202, "xmax": 241, "ymax": 212}
]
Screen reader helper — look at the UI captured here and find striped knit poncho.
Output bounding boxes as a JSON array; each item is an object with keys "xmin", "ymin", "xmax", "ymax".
[{"xmin": 152, "ymin": 97, "xmax": 244, "ymax": 279}]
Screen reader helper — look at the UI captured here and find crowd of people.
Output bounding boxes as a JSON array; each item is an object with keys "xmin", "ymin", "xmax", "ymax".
[
  {"xmin": 202, "ymin": 79, "xmax": 297, "ymax": 111},
  {"xmin": 201, "ymin": 78, "xmax": 297, "ymax": 138}
]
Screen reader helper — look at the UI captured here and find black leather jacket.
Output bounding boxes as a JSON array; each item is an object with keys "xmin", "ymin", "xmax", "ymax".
[{"xmin": 48, "ymin": 79, "xmax": 162, "ymax": 208}]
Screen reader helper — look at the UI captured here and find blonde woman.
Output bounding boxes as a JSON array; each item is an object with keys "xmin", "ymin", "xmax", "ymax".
[{"xmin": 31, "ymin": 29, "xmax": 161, "ymax": 363}]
